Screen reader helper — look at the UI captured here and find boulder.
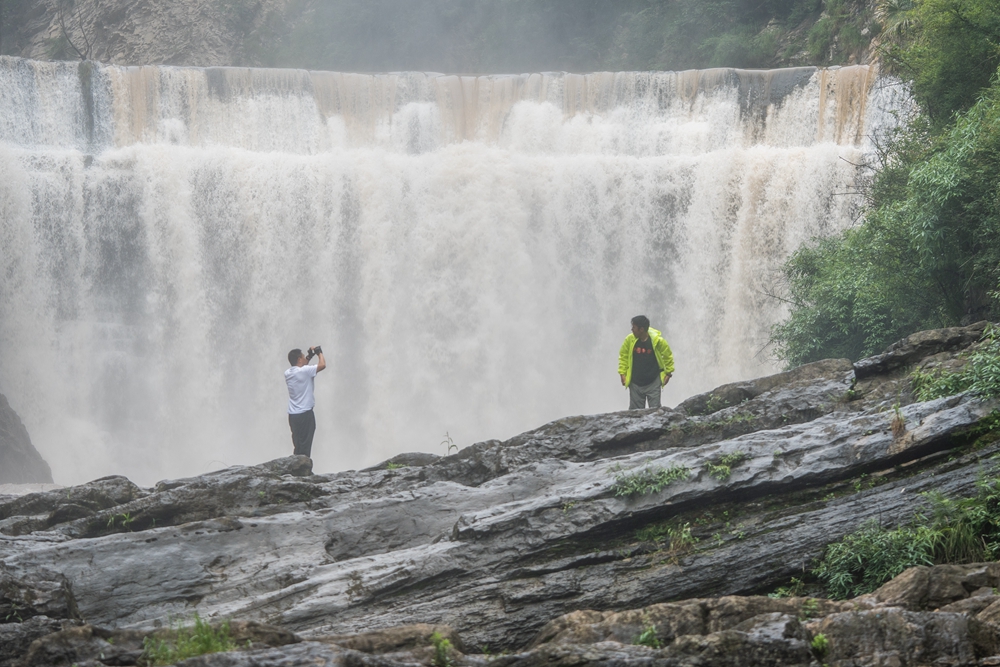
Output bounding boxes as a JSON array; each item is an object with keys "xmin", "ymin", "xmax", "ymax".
[
  {"xmin": 0, "ymin": 616, "xmax": 73, "ymax": 667},
  {"xmin": 808, "ymin": 609, "xmax": 981, "ymax": 666},
  {"xmin": 0, "ymin": 570, "xmax": 80, "ymax": 623},
  {"xmin": 863, "ymin": 563, "xmax": 1000, "ymax": 611},
  {"xmin": 0, "ymin": 393, "xmax": 51, "ymax": 484},
  {"xmin": 321, "ymin": 623, "xmax": 463, "ymax": 653}
]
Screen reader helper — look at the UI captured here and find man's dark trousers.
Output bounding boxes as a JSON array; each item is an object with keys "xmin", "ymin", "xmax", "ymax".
[{"xmin": 289, "ymin": 409, "xmax": 316, "ymax": 457}]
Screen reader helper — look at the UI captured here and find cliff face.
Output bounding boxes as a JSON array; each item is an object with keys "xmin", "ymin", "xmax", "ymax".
[
  {"xmin": 1, "ymin": 323, "xmax": 999, "ymax": 666},
  {"xmin": 0, "ymin": 393, "xmax": 51, "ymax": 484},
  {"xmin": 0, "ymin": 0, "xmax": 291, "ymax": 67}
]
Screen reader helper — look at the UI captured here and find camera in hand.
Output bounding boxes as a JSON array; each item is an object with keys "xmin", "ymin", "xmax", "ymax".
[{"xmin": 306, "ymin": 345, "xmax": 323, "ymax": 361}]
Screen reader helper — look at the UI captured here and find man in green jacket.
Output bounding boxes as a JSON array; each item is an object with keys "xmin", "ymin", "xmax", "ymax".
[{"xmin": 618, "ymin": 315, "xmax": 674, "ymax": 410}]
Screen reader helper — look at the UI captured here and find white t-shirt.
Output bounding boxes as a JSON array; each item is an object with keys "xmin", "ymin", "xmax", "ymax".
[{"xmin": 284, "ymin": 364, "xmax": 319, "ymax": 414}]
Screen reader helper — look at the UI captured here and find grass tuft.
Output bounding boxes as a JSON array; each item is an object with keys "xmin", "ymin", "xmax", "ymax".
[
  {"xmin": 141, "ymin": 615, "xmax": 236, "ymax": 666},
  {"xmin": 613, "ymin": 465, "xmax": 690, "ymax": 497}
]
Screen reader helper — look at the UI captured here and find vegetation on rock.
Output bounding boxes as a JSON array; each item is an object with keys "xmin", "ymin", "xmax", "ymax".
[
  {"xmin": 815, "ymin": 476, "xmax": 1000, "ymax": 598},
  {"xmin": 612, "ymin": 464, "xmax": 690, "ymax": 497},
  {"xmin": 430, "ymin": 631, "xmax": 454, "ymax": 667},
  {"xmin": 141, "ymin": 615, "xmax": 238, "ymax": 666},
  {"xmin": 911, "ymin": 326, "xmax": 1000, "ymax": 400}
]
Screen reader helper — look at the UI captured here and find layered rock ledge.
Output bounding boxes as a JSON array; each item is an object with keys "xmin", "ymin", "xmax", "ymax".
[{"xmin": 2, "ymin": 322, "xmax": 1000, "ymax": 666}]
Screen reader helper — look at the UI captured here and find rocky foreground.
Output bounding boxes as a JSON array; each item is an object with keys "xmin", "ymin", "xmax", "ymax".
[{"xmin": 2, "ymin": 322, "xmax": 1000, "ymax": 666}]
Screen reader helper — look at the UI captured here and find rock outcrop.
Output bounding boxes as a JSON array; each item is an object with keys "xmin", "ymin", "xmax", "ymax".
[
  {"xmin": 0, "ymin": 393, "xmax": 52, "ymax": 484},
  {"xmin": 1, "ymin": 322, "xmax": 999, "ymax": 666},
  {"xmin": 3, "ymin": 0, "xmax": 292, "ymax": 67}
]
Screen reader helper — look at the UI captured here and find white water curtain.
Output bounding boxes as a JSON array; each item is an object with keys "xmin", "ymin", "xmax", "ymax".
[{"xmin": 0, "ymin": 58, "xmax": 907, "ymax": 485}]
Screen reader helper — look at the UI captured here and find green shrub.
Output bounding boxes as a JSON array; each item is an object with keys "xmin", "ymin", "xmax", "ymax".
[
  {"xmin": 767, "ymin": 576, "xmax": 807, "ymax": 598},
  {"xmin": 911, "ymin": 366, "xmax": 973, "ymax": 402},
  {"xmin": 807, "ymin": 16, "xmax": 835, "ymax": 60},
  {"xmin": 815, "ymin": 477, "xmax": 1000, "ymax": 598},
  {"xmin": 815, "ymin": 519, "xmax": 939, "ymax": 599},
  {"xmin": 811, "ymin": 633, "xmax": 829, "ymax": 658},
  {"xmin": 912, "ymin": 327, "xmax": 1000, "ymax": 401},
  {"xmin": 636, "ymin": 621, "xmax": 661, "ymax": 648},
  {"xmin": 613, "ymin": 465, "xmax": 690, "ymax": 498},
  {"xmin": 430, "ymin": 631, "xmax": 453, "ymax": 667},
  {"xmin": 141, "ymin": 615, "xmax": 236, "ymax": 666},
  {"xmin": 772, "ymin": 70, "xmax": 1000, "ymax": 367}
]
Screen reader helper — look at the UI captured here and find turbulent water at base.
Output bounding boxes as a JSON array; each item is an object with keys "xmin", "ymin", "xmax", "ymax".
[{"xmin": 0, "ymin": 57, "xmax": 909, "ymax": 486}]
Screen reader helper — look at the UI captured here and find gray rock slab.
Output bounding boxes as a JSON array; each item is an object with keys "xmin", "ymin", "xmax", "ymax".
[
  {"xmin": 1, "ymin": 324, "xmax": 998, "ymax": 657},
  {"xmin": 0, "ymin": 393, "xmax": 51, "ymax": 484}
]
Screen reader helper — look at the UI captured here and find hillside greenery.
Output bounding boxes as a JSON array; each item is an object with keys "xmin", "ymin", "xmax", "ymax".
[
  {"xmin": 1, "ymin": 0, "xmax": 876, "ymax": 72},
  {"xmin": 773, "ymin": 0, "xmax": 1000, "ymax": 367}
]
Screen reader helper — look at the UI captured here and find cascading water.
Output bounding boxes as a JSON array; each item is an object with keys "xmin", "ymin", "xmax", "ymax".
[{"xmin": 0, "ymin": 57, "xmax": 908, "ymax": 486}]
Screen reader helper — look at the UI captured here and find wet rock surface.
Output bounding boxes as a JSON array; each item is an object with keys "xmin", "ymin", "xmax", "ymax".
[
  {"xmin": 2, "ymin": 322, "xmax": 1000, "ymax": 665},
  {"xmin": 0, "ymin": 393, "xmax": 51, "ymax": 484}
]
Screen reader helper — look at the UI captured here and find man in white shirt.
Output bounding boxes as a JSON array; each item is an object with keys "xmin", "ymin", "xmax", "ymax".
[{"xmin": 285, "ymin": 346, "xmax": 326, "ymax": 457}]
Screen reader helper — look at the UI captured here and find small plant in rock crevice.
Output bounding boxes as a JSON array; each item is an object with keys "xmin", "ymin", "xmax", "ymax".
[
  {"xmin": 767, "ymin": 576, "xmax": 806, "ymax": 599},
  {"xmin": 612, "ymin": 465, "xmax": 690, "ymax": 497},
  {"xmin": 107, "ymin": 512, "xmax": 135, "ymax": 530},
  {"xmin": 441, "ymin": 432, "xmax": 458, "ymax": 455},
  {"xmin": 891, "ymin": 402, "xmax": 906, "ymax": 439},
  {"xmin": 430, "ymin": 631, "xmax": 454, "ymax": 667},
  {"xmin": 798, "ymin": 597, "xmax": 821, "ymax": 621},
  {"xmin": 703, "ymin": 393, "xmax": 729, "ymax": 414},
  {"xmin": 635, "ymin": 620, "xmax": 661, "ymax": 648},
  {"xmin": 704, "ymin": 451, "xmax": 748, "ymax": 481},
  {"xmin": 810, "ymin": 633, "xmax": 829, "ymax": 658},
  {"xmin": 4, "ymin": 602, "xmax": 23, "ymax": 623},
  {"xmin": 636, "ymin": 521, "xmax": 699, "ymax": 554}
]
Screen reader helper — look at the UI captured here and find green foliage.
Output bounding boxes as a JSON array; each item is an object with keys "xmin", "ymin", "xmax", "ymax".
[
  {"xmin": 815, "ymin": 477, "xmax": 1000, "ymax": 598},
  {"xmin": 799, "ymin": 597, "xmax": 821, "ymax": 620},
  {"xmin": 636, "ymin": 521, "xmax": 699, "ymax": 551},
  {"xmin": 912, "ymin": 327, "xmax": 1000, "ymax": 401},
  {"xmin": 613, "ymin": 464, "xmax": 690, "ymax": 497},
  {"xmin": 768, "ymin": 576, "xmax": 807, "ymax": 598},
  {"xmin": 810, "ymin": 633, "xmax": 829, "ymax": 658},
  {"xmin": 911, "ymin": 366, "xmax": 974, "ymax": 401},
  {"xmin": 141, "ymin": 615, "xmax": 236, "ymax": 666},
  {"xmin": 704, "ymin": 451, "xmax": 748, "ymax": 481},
  {"xmin": 773, "ymin": 75, "xmax": 1000, "ymax": 366},
  {"xmin": 815, "ymin": 519, "xmax": 939, "ymax": 599},
  {"xmin": 880, "ymin": 0, "xmax": 1000, "ymax": 123},
  {"xmin": 430, "ymin": 632, "xmax": 453, "ymax": 667},
  {"xmin": 636, "ymin": 621, "xmax": 662, "ymax": 648},
  {"xmin": 107, "ymin": 512, "xmax": 134, "ymax": 530}
]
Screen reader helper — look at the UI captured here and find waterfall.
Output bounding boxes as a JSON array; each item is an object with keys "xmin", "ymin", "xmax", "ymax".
[{"xmin": 0, "ymin": 57, "xmax": 908, "ymax": 486}]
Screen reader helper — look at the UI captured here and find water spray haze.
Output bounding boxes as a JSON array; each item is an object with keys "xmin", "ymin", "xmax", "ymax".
[{"xmin": 0, "ymin": 57, "xmax": 909, "ymax": 486}]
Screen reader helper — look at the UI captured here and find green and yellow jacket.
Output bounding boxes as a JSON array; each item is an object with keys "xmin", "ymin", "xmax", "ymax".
[{"xmin": 618, "ymin": 328, "xmax": 675, "ymax": 387}]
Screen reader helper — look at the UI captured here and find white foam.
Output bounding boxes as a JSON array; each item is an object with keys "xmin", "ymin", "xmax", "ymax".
[{"xmin": 0, "ymin": 59, "xmax": 909, "ymax": 486}]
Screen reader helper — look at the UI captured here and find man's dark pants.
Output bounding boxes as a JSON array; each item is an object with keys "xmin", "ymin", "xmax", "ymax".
[{"xmin": 288, "ymin": 409, "xmax": 316, "ymax": 457}]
